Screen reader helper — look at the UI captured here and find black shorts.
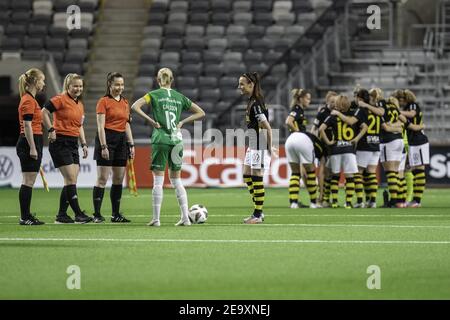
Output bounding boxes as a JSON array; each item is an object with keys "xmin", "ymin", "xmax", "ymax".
[
  {"xmin": 49, "ymin": 135, "xmax": 80, "ymax": 168},
  {"xmin": 16, "ymin": 134, "xmax": 43, "ymax": 172},
  {"xmin": 94, "ymin": 129, "xmax": 128, "ymax": 167}
]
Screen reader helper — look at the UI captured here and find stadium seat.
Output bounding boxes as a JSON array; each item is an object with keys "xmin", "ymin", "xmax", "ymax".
[
  {"xmin": 165, "ymin": 25, "xmax": 185, "ymax": 38},
  {"xmin": 233, "ymin": 1, "xmax": 252, "ymax": 12},
  {"xmin": 200, "ymin": 88, "xmax": 221, "ymax": 103},
  {"xmin": 206, "ymin": 25, "xmax": 225, "ymax": 39},
  {"xmin": 190, "ymin": 0, "xmax": 209, "ymax": 12},
  {"xmin": 204, "ymin": 63, "xmax": 225, "ymax": 77},
  {"xmin": 253, "ymin": 0, "xmax": 273, "ymax": 12},
  {"xmin": 11, "ymin": 0, "xmax": 32, "ymax": 12},
  {"xmin": 68, "ymin": 38, "xmax": 88, "ymax": 50},
  {"xmin": 170, "ymin": 1, "xmax": 188, "ymax": 12},
  {"xmin": 180, "ymin": 63, "xmax": 203, "ymax": 77},
  {"xmin": 247, "ymin": 25, "xmax": 265, "ymax": 40},
  {"xmin": 189, "ymin": 13, "xmax": 209, "ymax": 25},
  {"xmin": 176, "ymin": 76, "xmax": 197, "ymax": 89},
  {"xmin": 186, "ymin": 25, "xmax": 205, "ymax": 38},
  {"xmin": 160, "ymin": 51, "xmax": 180, "ymax": 64},
  {"xmin": 226, "ymin": 25, "xmax": 246, "ymax": 39},
  {"xmin": 208, "ymin": 38, "xmax": 228, "ymax": 52},
  {"xmin": 203, "ymin": 50, "xmax": 222, "ymax": 64},
  {"xmin": 79, "ymin": 0, "xmax": 98, "ymax": 12},
  {"xmin": 266, "ymin": 25, "xmax": 285, "ymax": 40},
  {"xmin": 233, "ymin": 12, "xmax": 253, "ymax": 26},
  {"xmin": 211, "ymin": 13, "xmax": 231, "ymax": 26},
  {"xmin": 184, "ymin": 38, "xmax": 206, "ymax": 52},
  {"xmin": 28, "ymin": 24, "xmax": 49, "ymax": 38},
  {"xmin": 181, "ymin": 51, "xmax": 202, "ymax": 64},
  {"xmin": 229, "ymin": 38, "xmax": 250, "ymax": 53},
  {"xmin": 210, "ymin": 0, "xmax": 231, "ymax": 12},
  {"xmin": 223, "ymin": 52, "xmax": 243, "ymax": 64},
  {"xmin": 141, "ymin": 38, "xmax": 161, "ymax": 50},
  {"xmin": 11, "ymin": 11, "xmax": 31, "ymax": 24},
  {"xmin": 140, "ymin": 51, "xmax": 159, "ymax": 64},
  {"xmin": 198, "ymin": 76, "xmax": 218, "ymax": 89}
]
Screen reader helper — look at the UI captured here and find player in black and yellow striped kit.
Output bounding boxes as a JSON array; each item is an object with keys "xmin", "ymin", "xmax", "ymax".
[
  {"xmin": 285, "ymin": 89, "xmax": 312, "ymax": 208},
  {"xmin": 400, "ymin": 90, "xmax": 429, "ymax": 208},
  {"xmin": 239, "ymin": 72, "xmax": 277, "ymax": 224},
  {"xmin": 319, "ymin": 95, "xmax": 367, "ymax": 208}
]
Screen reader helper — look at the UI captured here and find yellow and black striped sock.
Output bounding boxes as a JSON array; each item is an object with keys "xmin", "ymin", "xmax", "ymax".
[
  {"xmin": 386, "ymin": 171, "xmax": 398, "ymax": 204},
  {"xmin": 412, "ymin": 169, "xmax": 426, "ymax": 204},
  {"xmin": 354, "ymin": 173, "xmax": 364, "ymax": 204},
  {"xmin": 306, "ymin": 170, "xmax": 318, "ymax": 204},
  {"xmin": 243, "ymin": 174, "xmax": 255, "ymax": 203},
  {"xmin": 363, "ymin": 171, "xmax": 371, "ymax": 203},
  {"xmin": 397, "ymin": 176, "xmax": 406, "ymax": 203},
  {"xmin": 330, "ymin": 175, "xmax": 339, "ymax": 205},
  {"xmin": 288, "ymin": 173, "xmax": 300, "ymax": 204},
  {"xmin": 367, "ymin": 173, "xmax": 378, "ymax": 203},
  {"xmin": 252, "ymin": 176, "xmax": 265, "ymax": 216},
  {"xmin": 345, "ymin": 176, "xmax": 355, "ymax": 206},
  {"xmin": 323, "ymin": 178, "xmax": 331, "ymax": 202}
]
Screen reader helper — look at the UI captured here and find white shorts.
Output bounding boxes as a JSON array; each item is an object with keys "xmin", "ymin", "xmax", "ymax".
[
  {"xmin": 380, "ymin": 139, "xmax": 404, "ymax": 163},
  {"xmin": 285, "ymin": 132, "xmax": 315, "ymax": 165},
  {"xmin": 329, "ymin": 153, "xmax": 358, "ymax": 174},
  {"xmin": 356, "ymin": 150, "xmax": 380, "ymax": 168},
  {"xmin": 408, "ymin": 143, "xmax": 430, "ymax": 167},
  {"xmin": 244, "ymin": 148, "xmax": 271, "ymax": 171},
  {"xmin": 399, "ymin": 152, "xmax": 407, "ymax": 171}
]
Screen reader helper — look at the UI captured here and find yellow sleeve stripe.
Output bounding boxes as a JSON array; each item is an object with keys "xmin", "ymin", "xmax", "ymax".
[{"xmin": 144, "ymin": 93, "xmax": 151, "ymax": 104}]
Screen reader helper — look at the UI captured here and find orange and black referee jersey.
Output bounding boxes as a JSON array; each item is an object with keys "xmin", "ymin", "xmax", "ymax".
[
  {"xmin": 18, "ymin": 92, "xmax": 42, "ymax": 135},
  {"xmin": 96, "ymin": 95, "xmax": 130, "ymax": 132},
  {"xmin": 45, "ymin": 93, "xmax": 85, "ymax": 137}
]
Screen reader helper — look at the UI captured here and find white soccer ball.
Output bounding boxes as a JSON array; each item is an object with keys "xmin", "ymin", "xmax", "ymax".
[{"xmin": 188, "ymin": 204, "xmax": 208, "ymax": 224}]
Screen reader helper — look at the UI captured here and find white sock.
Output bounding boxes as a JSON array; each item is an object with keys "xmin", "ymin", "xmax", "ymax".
[
  {"xmin": 170, "ymin": 178, "xmax": 189, "ymax": 221},
  {"xmin": 152, "ymin": 175, "xmax": 164, "ymax": 221}
]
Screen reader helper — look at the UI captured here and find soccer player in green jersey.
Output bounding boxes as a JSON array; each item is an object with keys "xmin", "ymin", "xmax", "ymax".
[{"xmin": 131, "ymin": 68, "xmax": 205, "ymax": 226}]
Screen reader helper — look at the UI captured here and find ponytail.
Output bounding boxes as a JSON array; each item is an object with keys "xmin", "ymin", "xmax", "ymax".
[
  {"xmin": 157, "ymin": 68, "xmax": 173, "ymax": 87},
  {"xmin": 62, "ymin": 73, "xmax": 83, "ymax": 96},
  {"xmin": 242, "ymin": 72, "xmax": 265, "ymax": 104},
  {"xmin": 290, "ymin": 88, "xmax": 310, "ymax": 108},
  {"xmin": 18, "ymin": 68, "xmax": 43, "ymax": 97},
  {"xmin": 105, "ymin": 72, "xmax": 123, "ymax": 96}
]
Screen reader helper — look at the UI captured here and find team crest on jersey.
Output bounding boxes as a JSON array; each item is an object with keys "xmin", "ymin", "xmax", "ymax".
[{"xmin": 252, "ymin": 152, "xmax": 261, "ymax": 163}]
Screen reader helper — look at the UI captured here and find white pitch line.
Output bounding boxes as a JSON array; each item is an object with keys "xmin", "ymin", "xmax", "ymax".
[
  {"xmin": 1, "ymin": 214, "xmax": 449, "ymax": 219},
  {"xmin": 0, "ymin": 237, "xmax": 450, "ymax": 245},
  {"xmin": 1, "ymin": 222, "xmax": 450, "ymax": 229}
]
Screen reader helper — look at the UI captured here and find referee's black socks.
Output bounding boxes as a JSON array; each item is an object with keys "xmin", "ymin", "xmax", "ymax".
[
  {"xmin": 19, "ymin": 184, "xmax": 32, "ymax": 219},
  {"xmin": 110, "ymin": 184, "xmax": 122, "ymax": 216},
  {"xmin": 93, "ymin": 186, "xmax": 105, "ymax": 216},
  {"xmin": 65, "ymin": 184, "xmax": 84, "ymax": 216},
  {"xmin": 58, "ymin": 186, "xmax": 69, "ymax": 216}
]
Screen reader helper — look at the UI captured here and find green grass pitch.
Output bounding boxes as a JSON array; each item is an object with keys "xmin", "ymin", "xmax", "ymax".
[{"xmin": 0, "ymin": 187, "xmax": 450, "ymax": 299}]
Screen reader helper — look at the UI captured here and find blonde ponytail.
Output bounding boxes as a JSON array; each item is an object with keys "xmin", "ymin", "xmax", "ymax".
[
  {"xmin": 157, "ymin": 68, "xmax": 173, "ymax": 87},
  {"xmin": 18, "ymin": 68, "xmax": 43, "ymax": 97},
  {"xmin": 63, "ymin": 73, "xmax": 83, "ymax": 93}
]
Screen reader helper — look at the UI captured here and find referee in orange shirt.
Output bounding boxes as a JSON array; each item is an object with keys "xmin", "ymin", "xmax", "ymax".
[
  {"xmin": 92, "ymin": 72, "xmax": 134, "ymax": 223},
  {"xmin": 42, "ymin": 73, "xmax": 92, "ymax": 224},
  {"xmin": 16, "ymin": 68, "xmax": 46, "ymax": 225}
]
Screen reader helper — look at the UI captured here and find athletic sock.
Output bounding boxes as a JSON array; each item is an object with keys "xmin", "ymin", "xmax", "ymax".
[
  {"xmin": 170, "ymin": 178, "xmax": 189, "ymax": 221},
  {"xmin": 152, "ymin": 175, "xmax": 164, "ymax": 222},
  {"xmin": 397, "ymin": 176, "xmax": 406, "ymax": 203},
  {"xmin": 288, "ymin": 173, "xmax": 300, "ymax": 204},
  {"xmin": 345, "ymin": 176, "xmax": 355, "ymax": 206},
  {"xmin": 363, "ymin": 171, "xmax": 371, "ymax": 203},
  {"xmin": 93, "ymin": 186, "xmax": 105, "ymax": 216},
  {"xmin": 65, "ymin": 184, "xmax": 84, "ymax": 216},
  {"xmin": 323, "ymin": 177, "xmax": 331, "ymax": 202},
  {"xmin": 306, "ymin": 171, "xmax": 318, "ymax": 204},
  {"xmin": 367, "ymin": 173, "xmax": 378, "ymax": 203},
  {"xmin": 354, "ymin": 172, "xmax": 364, "ymax": 204},
  {"xmin": 110, "ymin": 184, "xmax": 123, "ymax": 216},
  {"xmin": 386, "ymin": 171, "xmax": 399, "ymax": 204},
  {"xmin": 406, "ymin": 171, "xmax": 414, "ymax": 202},
  {"xmin": 252, "ymin": 175, "xmax": 265, "ymax": 217},
  {"xmin": 58, "ymin": 186, "xmax": 69, "ymax": 215},
  {"xmin": 19, "ymin": 184, "xmax": 32, "ymax": 219},
  {"xmin": 330, "ymin": 175, "xmax": 339, "ymax": 205},
  {"xmin": 412, "ymin": 168, "xmax": 426, "ymax": 204},
  {"xmin": 243, "ymin": 174, "xmax": 255, "ymax": 203}
]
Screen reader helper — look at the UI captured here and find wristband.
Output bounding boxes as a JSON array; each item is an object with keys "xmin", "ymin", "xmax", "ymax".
[
  {"xmin": 48, "ymin": 127, "xmax": 55, "ymax": 133},
  {"xmin": 101, "ymin": 144, "xmax": 107, "ymax": 150},
  {"xmin": 81, "ymin": 143, "xmax": 88, "ymax": 148}
]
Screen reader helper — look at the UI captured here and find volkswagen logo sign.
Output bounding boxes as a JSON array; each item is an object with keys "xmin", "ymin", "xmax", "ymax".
[{"xmin": 0, "ymin": 155, "xmax": 14, "ymax": 181}]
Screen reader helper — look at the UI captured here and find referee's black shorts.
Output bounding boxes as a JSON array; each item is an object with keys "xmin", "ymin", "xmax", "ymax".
[
  {"xmin": 49, "ymin": 135, "xmax": 80, "ymax": 168},
  {"xmin": 16, "ymin": 134, "xmax": 43, "ymax": 172},
  {"xmin": 94, "ymin": 129, "xmax": 127, "ymax": 167}
]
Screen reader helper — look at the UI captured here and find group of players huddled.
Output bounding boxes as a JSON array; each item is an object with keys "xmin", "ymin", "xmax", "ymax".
[{"xmin": 284, "ymin": 87, "xmax": 428, "ymax": 211}]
